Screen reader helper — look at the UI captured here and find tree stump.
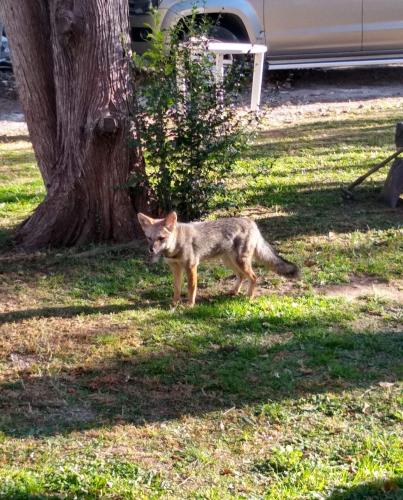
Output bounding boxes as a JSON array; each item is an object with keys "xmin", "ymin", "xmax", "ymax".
[
  {"xmin": 395, "ymin": 122, "xmax": 403, "ymax": 149},
  {"xmin": 379, "ymin": 159, "xmax": 403, "ymax": 208}
]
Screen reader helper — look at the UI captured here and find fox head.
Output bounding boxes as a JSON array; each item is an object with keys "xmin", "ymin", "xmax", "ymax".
[{"xmin": 137, "ymin": 211, "xmax": 177, "ymax": 262}]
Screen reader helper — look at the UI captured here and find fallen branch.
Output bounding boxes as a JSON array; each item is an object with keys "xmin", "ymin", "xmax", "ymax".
[{"xmin": 341, "ymin": 147, "xmax": 403, "ymax": 199}]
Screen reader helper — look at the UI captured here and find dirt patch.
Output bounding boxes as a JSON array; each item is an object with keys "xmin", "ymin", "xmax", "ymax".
[
  {"xmin": 196, "ymin": 272, "xmax": 403, "ymax": 303},
  {"xmin": 266, "ymin": 65, "xmax": 403, "ymax": 106},
  {"xmin": 2, "ymin": 65, "xmax": 403, "ymax": 137},
  {"xmin": 254, "ymin": 65, "xmax": 403, "ymax": 125},
  {"xmin": 317, "ymin": 276, "xmax": 403, "ymax": 303}
]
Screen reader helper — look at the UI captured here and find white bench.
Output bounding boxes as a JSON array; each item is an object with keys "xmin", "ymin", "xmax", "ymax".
[{"xmin": 207, "ymin": 42, "xmax": 267, "ymax": 111}]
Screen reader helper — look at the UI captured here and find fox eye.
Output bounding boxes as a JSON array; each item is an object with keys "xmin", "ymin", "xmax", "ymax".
[{"xmin": 158, "ymin": 236, "xmax": 165, "ymax": 242}]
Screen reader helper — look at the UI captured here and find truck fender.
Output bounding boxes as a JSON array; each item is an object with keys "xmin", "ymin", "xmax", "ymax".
[{"xmin": 159, "ymin": 0, "xmax": 265, "ymax": 44}]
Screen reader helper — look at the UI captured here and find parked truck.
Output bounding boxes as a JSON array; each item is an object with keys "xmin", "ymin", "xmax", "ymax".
[{"xmin": 130, "ymin": 0, "xmax": 403, "ymax": 69}]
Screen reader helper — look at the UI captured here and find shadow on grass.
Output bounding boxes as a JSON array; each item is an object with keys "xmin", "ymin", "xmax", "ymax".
[
  {"xmin": 0, "ymin": 301, "xmax": 159, "ymax": 325},
  {"xmin": 237, "ymin": 183, "xmax": 402, "ymax": 240},
  {"xmin": 1, "ymin": 297, "xmax": 401, "ymax": 437},
  {"xmin": 328, "ymin": 476, "xmax": 403, "ymax": 499},
  {"xmin": 0, "ymin": 190, "xmax": 42, "ymax": 204},
  {"xmin": 0, "ymin": 494, "xmax": 58, "ymax": 500},
  {"xmin": 0, "ymin": 149, "xmax": 36, "ymax": 167},
  {"xmin": 251, "ymin": 116, "xmax": 397, "ymax": 153},
  {"xmin": 0, "ymin": 184, "xmax": 401, "ymax": 268},
  {"xmin": 0, "ymin": 227, "xmax": 15, "ymax": 251}
]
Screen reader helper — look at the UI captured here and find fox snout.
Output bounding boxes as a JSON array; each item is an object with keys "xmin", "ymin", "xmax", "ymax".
[
  {"xmin": 149, "ymin": 244, "xmax": 162, "ymax": 258},
  {"xmin": 148, "ymin": 240, "xmax": 165, "ymax": 264}
]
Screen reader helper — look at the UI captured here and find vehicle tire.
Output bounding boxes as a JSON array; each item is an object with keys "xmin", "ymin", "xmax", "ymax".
[
  {"xmin": 208, "ymin": 25, "xmax": 239, "ymax": 43},
  {"xmin": 207, "ymin": 26, "xmax": 240, "ymax": 66}
]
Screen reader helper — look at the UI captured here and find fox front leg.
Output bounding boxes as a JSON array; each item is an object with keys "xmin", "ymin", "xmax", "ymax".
[
  {"xmin": 186, "ymin": 264, "xmax": 198, "ymax": 307},
  {"xmin": 168, "ymin": 262, "xmax": 183, "ymax": 305}
]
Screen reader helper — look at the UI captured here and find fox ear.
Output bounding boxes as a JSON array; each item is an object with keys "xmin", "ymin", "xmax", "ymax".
[
  {"xmin": 164, "ymin": 211, "xmax": 177, "ymax": 231},
  {"xmin": 137, "ymin": 212, "xmax": 155, "ymax": 232}
]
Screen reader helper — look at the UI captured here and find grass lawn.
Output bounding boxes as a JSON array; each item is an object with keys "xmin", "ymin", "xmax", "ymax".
[{"xmin": 0, "ymin": 103, "xmax": 402, "ymax": 499}]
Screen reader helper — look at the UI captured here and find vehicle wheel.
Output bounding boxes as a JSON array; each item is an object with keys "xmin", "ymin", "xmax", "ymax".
[
  {"xmin": 207, "ymin": 26, "xmax": 240, "ymax": 66},
  {"xmin": 208, "ymin": 26, "xmax": 239, "ymax": 43}
]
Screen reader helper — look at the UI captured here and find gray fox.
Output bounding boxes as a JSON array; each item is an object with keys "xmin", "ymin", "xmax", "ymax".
[{"xmin": 138, "ymin": 212, "xmax": 299, "ymax": 307}]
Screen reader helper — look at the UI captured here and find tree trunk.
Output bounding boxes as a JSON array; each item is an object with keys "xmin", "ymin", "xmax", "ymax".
[{"xmin": 1, "ymin": 0, "xmax": 147, "ymax": 250}]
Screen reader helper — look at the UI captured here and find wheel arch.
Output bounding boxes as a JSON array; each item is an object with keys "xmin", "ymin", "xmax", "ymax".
[{"xmin": 159, "ymin": 0, "xmax": 265, "ymax": 44}]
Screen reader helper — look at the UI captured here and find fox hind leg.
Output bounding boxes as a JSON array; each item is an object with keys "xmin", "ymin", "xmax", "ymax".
[
  {"xmin": 231, "ymin": 276, "xmax": 244, "ymax": 295},
  {"xmin": 186, "ymin": 264, "xmax": 198, "ymax": 307},
  {"xmin": 236, "ymin": 257, "xmax": 257, "ymax": 298},
  {"xmin": 222, "ymin": 255, "xmax": 245, "ymax": 295}
]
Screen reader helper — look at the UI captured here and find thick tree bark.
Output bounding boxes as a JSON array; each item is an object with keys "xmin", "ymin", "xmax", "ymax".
[{"xmin": 1, "ymin": 0, "xmax": 147, "ymax": 249}]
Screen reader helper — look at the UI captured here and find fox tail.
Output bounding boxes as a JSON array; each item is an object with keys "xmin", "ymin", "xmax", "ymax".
[{"xmin": 255, "ymin": 234, "xmax": 299, "ymax": 278}]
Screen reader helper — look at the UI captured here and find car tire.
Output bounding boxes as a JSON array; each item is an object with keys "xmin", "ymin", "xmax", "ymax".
[
  {"xmin": 207, "ymin": 26, "xmax": 240, "ymax": 67},
  {"xmin": 208, "ymin": 26, "xmax": 239, "ymax": 43}
]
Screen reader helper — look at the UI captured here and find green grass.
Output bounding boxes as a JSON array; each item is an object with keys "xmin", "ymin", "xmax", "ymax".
[
  {"xmin": 0, "ymin": 139, "xmax": 44, "ymax": 248},
  {"xmin": 0, "ymin": 104, "xmax": 402, "ymax": 499}
]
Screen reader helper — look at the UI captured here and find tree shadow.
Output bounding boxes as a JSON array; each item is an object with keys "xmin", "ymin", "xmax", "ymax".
[
  {"xmin": 0, "ymin": 190, "xmax": 42, "ymax": 204},
  {"xmin": 227, "ymin": 114, "xmax": 403, "ymax": 240},
  {"xmin": 0, "ymin": 301, "xmax": 158, "ymax": 325},
  {"xmin": 255, "ymin": 119, "xmax": 394, "ymax": 148},
  {"xmin": 0, "ymin": 148, "xmax": 36, "ymax": 167},
  {"xmin": 239, "ymin": 183, "xmax": 402, "ymax": 241},
  {"xmin": 0, "ymin": 184, "xmax": 400, "ymax": 264},
  {"xmin": 328, "ymin": 476, "xmax": 403, "ymax": 499},
  {"xmin": 0, "ymin": 494, "xmax": 58, "ymax": 500},
  {"xmin": 243, "ymin": 118, "xmax": 398, "ymax": 166},
  {"xmin": 0, "ymin": 226, "xmax": 15, "ymax": 251},
  {"xmin": 1, "ymin": 299, "xmax": 401, "ymax": 437}
]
